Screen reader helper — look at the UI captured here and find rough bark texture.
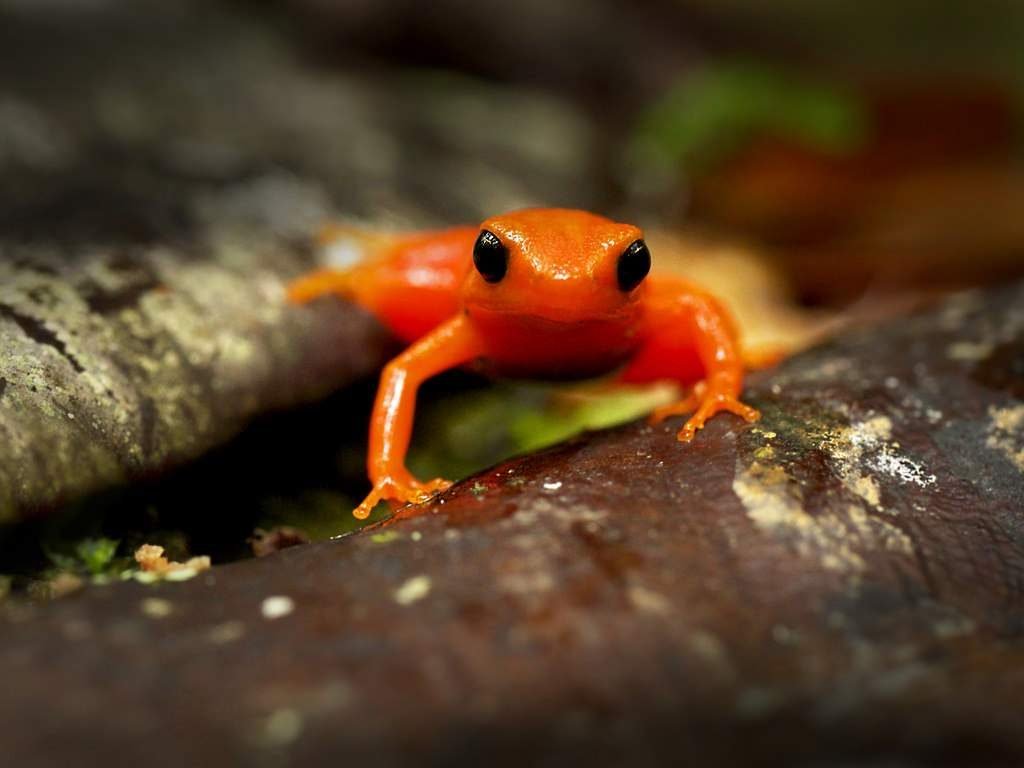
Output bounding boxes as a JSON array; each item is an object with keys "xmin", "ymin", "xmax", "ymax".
[
  {"xmin": 0, "ymin": 0, "xmax": 600, "ymax": 520},
  {"xmin": 1, "ymin": 284, "xmax": 1021, "ymax": 766}
]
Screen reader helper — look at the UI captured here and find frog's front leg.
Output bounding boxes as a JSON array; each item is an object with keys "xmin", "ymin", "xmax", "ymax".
[
  {"xmin": 355, "ymin": 314, "xmax": 484, "ymax": 519},
  {"xmin": 622, "ymin": 285, "xmax": 759, "ymax": 442}
]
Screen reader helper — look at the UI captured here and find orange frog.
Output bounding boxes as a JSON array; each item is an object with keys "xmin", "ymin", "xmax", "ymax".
[{"xmin": 289, "ymin": 208, "xmax": 760, "ymax": 519}]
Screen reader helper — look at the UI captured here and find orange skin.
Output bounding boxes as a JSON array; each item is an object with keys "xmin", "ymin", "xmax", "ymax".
[{"xmin": 289, "ymin": 208, "xmax": 760, "ymax": 519}]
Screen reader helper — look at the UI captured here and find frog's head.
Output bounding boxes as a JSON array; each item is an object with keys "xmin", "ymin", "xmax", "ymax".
[{"xmin": 463, "ymin": 208, "xmax": 650, "ymax": 325}]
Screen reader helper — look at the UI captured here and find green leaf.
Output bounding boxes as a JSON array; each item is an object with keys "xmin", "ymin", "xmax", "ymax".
[{"xmin": 406, "ymin": 381, "xmax": 676, "ymax": 482}]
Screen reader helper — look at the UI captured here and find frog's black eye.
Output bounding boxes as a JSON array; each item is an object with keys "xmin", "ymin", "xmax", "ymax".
[
  {"xmin": 617, "ymin": 239, "xmax": 651, "ymax": 292},
  {"xmin": 473, "ymin": 229, "xmax": 508, "ymax": 284}
]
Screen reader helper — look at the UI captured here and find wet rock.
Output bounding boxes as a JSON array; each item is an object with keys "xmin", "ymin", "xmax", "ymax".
[
  {"xmin": 0, "ymin": 0, "xmax": 602, "ymax": 520},
  {"xmin": 1, "ymin": 282, "xmax": 1021, "ymax": 766}
]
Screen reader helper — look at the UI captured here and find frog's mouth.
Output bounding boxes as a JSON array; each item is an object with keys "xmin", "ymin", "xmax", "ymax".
[
  {"xmin": 471, "ymin": 304, "xmax": 636, "ymax": 329},
  {"xmin": 469, "ymin": 288, "xmax": 642, "ymax": 327}
]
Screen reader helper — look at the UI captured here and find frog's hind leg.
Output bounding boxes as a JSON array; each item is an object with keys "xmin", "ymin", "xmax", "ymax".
[
  {"xmin": 287, "ymin": 222, "xmax": 400, "ymax": 304},
  {"xmin": 742, "ymin": 344, "xmax": 787, "ymax": 371},
  {"xmin": 287, "ymin": 267, "xmax": 358, "ymax": 304},
  {"xmin": 334, "ymin": 225, "xmax": 478, "ymax": 344},
  {"xmin": 288, "ymin": 222, "xmax": 479, "ymax": 345}
]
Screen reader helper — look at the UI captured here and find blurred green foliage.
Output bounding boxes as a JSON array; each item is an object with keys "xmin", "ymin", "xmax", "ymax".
[
  {"xmin": 44, "ymin": 536, "xmax": 126, "ymax": 578},
  {"xmin": 629, "ymin": 62, "xmax": 867, "ymax": 177}
]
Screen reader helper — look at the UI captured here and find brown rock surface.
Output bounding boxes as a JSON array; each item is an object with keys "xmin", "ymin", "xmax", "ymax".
[{"xmin": 1, "ymin": 283, "xmax": 1021, "ymax": 766}]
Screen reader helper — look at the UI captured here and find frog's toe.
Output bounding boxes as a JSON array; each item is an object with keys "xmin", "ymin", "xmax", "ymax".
[
  {"xmin": 416, "ymin": 477, "xmax": 453, "ymax": 495},
  {"xmin": 677, "ymin": 394, "xmax": 760, "ymax": 442},
  {"xmin": 648, "ymin": 386, "xmax": 704, "ymax": 425},
  {"xmin": 351, "ymin": 476, "xmax": 453, "ymax": 519},
  {"xmin": 396, "ymin": 478, "xmax": 452, "ymax": 508},
  {"xmin": 353, "ymin": 483, "xmax": 389, "ymax": 520}
]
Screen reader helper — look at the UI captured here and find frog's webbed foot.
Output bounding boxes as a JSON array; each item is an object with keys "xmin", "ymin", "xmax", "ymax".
[
  {"xmin": 648, "ymin": 381, "xmax": 759, "ymax": 443},
  {"xmin": 353, "ymin": 475, "xmax": 453, "ymax": 520}
]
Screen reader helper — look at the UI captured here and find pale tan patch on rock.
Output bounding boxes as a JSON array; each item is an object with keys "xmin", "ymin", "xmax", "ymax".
[
  {"xmin": 627, "ymin": 586, "xmax": 673, "ymax": 616},
  {"xmin": 986, "ymin": 404, "xmax": 1024, "ymax": 472},
  {"xmin": 946, "ymin": 340, "xmax": 995, "ymax": 362},
  {"xmin": 990, "ymin": 404, "xmax": 1024, "ymax": 434},
  {"xmin": 845, "ymin": 504, "xmax": 914, "ymax": 556},
  {"xmin": 733, "ymin": 462, "xmax": 865, "ymax": 573}
]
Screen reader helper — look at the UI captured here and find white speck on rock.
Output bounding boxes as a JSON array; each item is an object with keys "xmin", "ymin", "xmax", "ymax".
[
  {"xmin": 827, "ymin": 414, "xmax": 936, "ymax": 508},
  {"xmin": 207, "ymin": 621, "xmax": 246, "ymax": 644},
  {"xmin": 393, "ymin": 575, "xmax": 431, "ymax": 606},
  {"xmin": 260, "ymin": 708, "xmax": 304, "ymax": 747},
  {"xmin": 139, "ymin": 597, "xmax": 173, "ymax": 619},
  {"xmin": 870, "ymin": 449, "xmax": 937, "ymax": 488},
  {"xmin": 261, "ymin": 595, "xmax": 295, "ymax": 620},
  {"xmin": 542, "ymin": 480, "xmax": 563, "ymax": 491}
]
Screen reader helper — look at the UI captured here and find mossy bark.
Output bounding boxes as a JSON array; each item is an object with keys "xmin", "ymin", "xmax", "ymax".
[{"xmin": 0, "ymin": 0, "xmax": 599, "ymax": 521}]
